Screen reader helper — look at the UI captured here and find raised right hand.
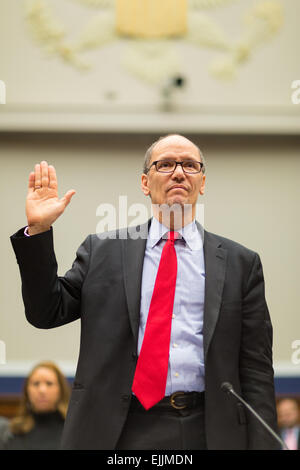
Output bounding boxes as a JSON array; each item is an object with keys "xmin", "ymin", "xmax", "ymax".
[{"xmin": 26, "ymin": 161, "xmax": 76, "ymax": 235}]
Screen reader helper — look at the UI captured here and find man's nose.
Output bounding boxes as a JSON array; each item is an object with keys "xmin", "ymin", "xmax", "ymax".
[{"xmin": 171, "ymin": 163, "xmax": 186, "ymax": 179}]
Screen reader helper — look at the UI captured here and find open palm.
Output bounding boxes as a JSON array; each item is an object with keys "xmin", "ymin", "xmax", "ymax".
[{"xmin": 26, "ymin": 161, "xmax": 76, "ymax": 234}]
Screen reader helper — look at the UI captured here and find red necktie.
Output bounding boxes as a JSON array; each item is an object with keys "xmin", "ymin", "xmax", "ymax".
[{"xmin": 132, "ymin": 231, "xmax": 178, "ymax": 410}]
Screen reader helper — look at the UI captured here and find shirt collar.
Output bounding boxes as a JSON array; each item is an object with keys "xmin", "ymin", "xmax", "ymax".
[{"xmin": 148, "ymin": 217, "xmax": 203, "ymax": 251}]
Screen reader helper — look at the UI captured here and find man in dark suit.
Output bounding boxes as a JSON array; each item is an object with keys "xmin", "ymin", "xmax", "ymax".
[
  {"xmin": 11, "ymin": 134, "xmax": 279, "ymax": 449},
  {"xmin": 277, "ymin": 398, "xmax": 300, "ymax": 450}
]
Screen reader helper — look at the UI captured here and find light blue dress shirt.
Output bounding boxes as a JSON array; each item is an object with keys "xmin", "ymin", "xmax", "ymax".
[{"xmin": 138, "ymin": 217, "xmax": 205, "ymax": 394}]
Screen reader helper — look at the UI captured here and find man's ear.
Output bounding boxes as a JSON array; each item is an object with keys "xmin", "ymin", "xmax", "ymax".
[
  {"xmin": 141, "ymin": 173, "xmax": 150, "ymax": 196},
  {"xmin": 199, "ymin": 174, "xmax": 206, "ymax": 196}
]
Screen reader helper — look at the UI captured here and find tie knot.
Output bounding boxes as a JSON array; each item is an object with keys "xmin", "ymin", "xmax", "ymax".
[{"xmin": 167, "ymin": 231, "xmax": 180, "ymax": 242}]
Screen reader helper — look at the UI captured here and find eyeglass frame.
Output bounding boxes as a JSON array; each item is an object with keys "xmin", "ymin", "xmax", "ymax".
[{"xmin": 146, "ymin": 159, "xmax": 205, "ymax": 174}]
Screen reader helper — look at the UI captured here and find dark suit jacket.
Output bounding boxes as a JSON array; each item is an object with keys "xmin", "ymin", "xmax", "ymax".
[{"xmin": 10, "ymin": 220, "xmax": 279, "ymax": 450}]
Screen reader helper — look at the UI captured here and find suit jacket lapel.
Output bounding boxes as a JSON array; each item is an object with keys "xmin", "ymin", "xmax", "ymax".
[
  {"xmin": 122, "ymin": 221, "xmax": 150, "ymax": 345},
  {"xmin": 202, "ymin": 229, "xmax": 227, "ymax": 360}
]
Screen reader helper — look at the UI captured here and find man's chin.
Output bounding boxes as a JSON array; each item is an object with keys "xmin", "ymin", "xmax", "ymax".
[
  {"xmin": 153, "ymin": 198, "xmax": 193, "ymax": 210},
  {"xmin": 152, "ymin": 200, "xmax": 194, "ymax": 228},
  {"xmin": 166, "ymin": 195, "xmax": 185, "ymax": 205}
]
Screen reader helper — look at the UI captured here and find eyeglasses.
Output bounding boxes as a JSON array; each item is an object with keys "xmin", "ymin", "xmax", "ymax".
[{"xmin": 147, "ymin": 159, "xmax": 204, "ymax": 174}]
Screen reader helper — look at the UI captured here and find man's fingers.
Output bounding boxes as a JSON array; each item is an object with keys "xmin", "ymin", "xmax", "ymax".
[
  {"xmin": 41, "ymin": 161, "xmax": 49, "ymax": 188},
  {"xmin": 32, "ymin": 161, "xmax": 54, "ymax": 191},
  {"xmin": 49, "ymin": 165, "xmax": 58, "ymax": 190},
  {"xmin": 28, "ymin": 172, "xmax": 35, "ymax": 193},
  {"xmin": 34, "ymin": 163, "xmax": 41, "ymax": 188}
]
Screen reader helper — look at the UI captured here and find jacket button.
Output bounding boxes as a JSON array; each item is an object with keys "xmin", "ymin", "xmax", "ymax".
[
  {"xmin": 122, "ymin": 394, "xmax": 130, "ymax": 402},
  {"xmin": 132, "ymin": 352, "xmax": 137, "ymax": 361}
]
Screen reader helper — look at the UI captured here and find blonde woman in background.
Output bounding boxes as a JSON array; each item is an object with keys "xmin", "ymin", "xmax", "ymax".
[{"xmin": 4, "ymin": 361, "xmax": 70, "ymax": 450}]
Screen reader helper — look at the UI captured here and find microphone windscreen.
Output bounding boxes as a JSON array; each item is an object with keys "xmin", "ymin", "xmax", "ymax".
[{"xmin": 221, "ymin": 382, "xmax": 233, "ymax": 393}]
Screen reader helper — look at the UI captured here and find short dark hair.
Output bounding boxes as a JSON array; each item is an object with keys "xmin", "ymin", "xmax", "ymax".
[{"xmin": 143, "ymin": 134, "xmax": 206, "ymax": 174}]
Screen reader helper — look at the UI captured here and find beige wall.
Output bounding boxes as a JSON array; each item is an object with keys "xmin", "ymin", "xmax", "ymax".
[{"xmin": 0, "ymin": 132, "xmax": 299, "ymax": 375}]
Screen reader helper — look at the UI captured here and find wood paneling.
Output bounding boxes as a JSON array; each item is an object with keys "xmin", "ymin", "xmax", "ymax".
[{"xmin": 0, "ymin": 395, "xmax": 21, "ymax": 419}]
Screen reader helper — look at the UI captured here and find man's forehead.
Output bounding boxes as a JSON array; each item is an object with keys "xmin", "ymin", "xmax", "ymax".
[{"xmin": 152, "ymin": 135, "xmax": 199, "ymax": 157}]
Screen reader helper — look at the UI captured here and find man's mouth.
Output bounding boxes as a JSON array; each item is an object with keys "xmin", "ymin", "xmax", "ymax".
[{"xmin": 168, "ymin": 185, "xmax": 188, "ymax": 191}]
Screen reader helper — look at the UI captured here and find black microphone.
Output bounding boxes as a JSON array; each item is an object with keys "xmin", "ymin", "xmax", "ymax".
[{"xmin": 221, "ymin": 382, "xmax": 289, "ymax": 450}]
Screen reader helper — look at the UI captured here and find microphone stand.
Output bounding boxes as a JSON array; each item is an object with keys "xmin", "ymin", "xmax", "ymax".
[{"xmin": 221, "ymin": 382, "xmax": 289, "ymax": 450}]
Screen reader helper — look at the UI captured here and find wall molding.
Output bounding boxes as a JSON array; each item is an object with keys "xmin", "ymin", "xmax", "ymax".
[{"xmin": 0, "ymin": 104, "xmax": 299, "ymax": 134}]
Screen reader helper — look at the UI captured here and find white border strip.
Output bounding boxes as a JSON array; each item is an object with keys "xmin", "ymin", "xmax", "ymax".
[
  {"xmin": 0, "ymin": 361, "xmax": 299, "ymax": 378},
  {"xmin": 0, "ymin": 361, "xmax": 76, "ymax": 377},
  {"xmin": 274, "ymin": 362, "xmax": 300, "ymax": 378}
]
